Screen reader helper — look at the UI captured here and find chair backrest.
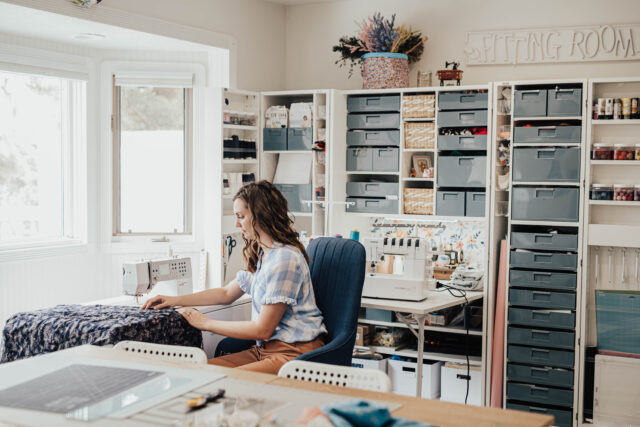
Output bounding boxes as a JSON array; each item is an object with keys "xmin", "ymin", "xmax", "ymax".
[
  {"xmin": 305, "ymin": 237, "xmax": 366, "ymax": 365},
  {"xmin": 278, "ymin": 360, "xmax": 391, "ymax": 393},
  {"xmin": 113, "ymin": 341, "xmax": 207, "ymax": 365}
]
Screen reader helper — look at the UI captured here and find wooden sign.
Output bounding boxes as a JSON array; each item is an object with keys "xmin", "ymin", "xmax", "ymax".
[{"xmin": 465, "ymin": 24, "xmax": 640, "ymax": 65}]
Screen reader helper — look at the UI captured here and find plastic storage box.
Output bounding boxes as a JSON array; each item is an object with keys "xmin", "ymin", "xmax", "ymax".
[
  {"xmin": 547, "ymin": 88, "xmax": 582, "ymax": 117},
  {"xmin": 507, "ymin": 363, "xmax": 574, "ymax": 388},
  {"xmin": 347, "ymin": 95, "xmax": 400, "ymax": 113},
  {"xmin": 509, "ymin": 270, "xmax": 577, "ymax": 291},
  {"xmin": 346, "ymin": 198, "xmax": 398, "ymax": 214},
  {"xmin": 513, "ymin": 125, "xmax": 581, "ymax": 144},
  {"xmin": 508, "ymin": 307, "xmax": 576, "ymax": 329},
  {"xmin": 613, "ymin": 144, "xmax": 634, "ymax": 160},
  {"xmin": 438, "ymin": 91, "xmax": 488, "ymax": 110},
  {"xmin": 514, "ymin": 89, "xmax": 547, "ymax": 117},
  {"xmin": 438, "ymin": 134, "xmax": 487, "ymax": 151},
  {"xmin": 351, "ymin": 357, "xmax": 388, "ymax": 372},
  {"xmin": 347, "ymin": 182, "xmax": 399, "ymax": 198},
  {"xmin": 438, "ymin": 110, "xmax": 488, "ymax": 127},
  {"xmin": 387, "ymin": 359, "xmax": 442, "ymax": 398},
  {"xmin": 591, "ymin": 144, "xmax": 614, "ymax": 160},
  {"xmin": 287, "ymin": 128, "xmax": 312, "ymax": 150},
  {"xmin": 347, "ymin": 113, "xmax": 400, "ymax": 130},
  {"xmin": 465, "ymin": 192, "xmax": 486, "ymax": 217},
  {"xmin": 590, "ymin": 184, "xmax": 614, "ymax": 200},
  {"xmin": 437, "ymin": 156, "xmax": 486, "ymax": 188},
  {"xmin": 440, "ymin": 363, "xmax": 482, "ymax": 406},
  {"xmin": 511, "ymin": 187, "xmax": 579, "ymax": 222},
  {"xmin": 507, "ymin": 345, "xmax": 575, "ymax": 369},
  {"xmin": 507, "ymin": 403, "xmax": 572, "ymax": 427},
  {"xmin": 510, "ymin": 231, "xmax": 578, "ymax": 252},
  {"xmin": 512, "ymin": 148, "xmax": 581, "ymax": 182},
  {"xmin": 436, "ymin": 191, "xmax": 465, "ymax": 216},
  {"xmin": 613, "ymin": 184, "xmax": 634, "ymax": 201},
  {"xmin": 507, "ymin": 326, "xmax": 575, "ymax": 350},
  {"xmin": 347, "ymin": 130, "xmax": 400, "ymax": 147},
  {"xmin": 510, "ymin": 250, "xmax": 578, "ymax": 271},
  {"xmin": 263, "ymin": 128, "xmax": 287, "ymax": 151},
  {"xmin": 274, "ymin": 184, "xmax": 312, "ymax": 213}
]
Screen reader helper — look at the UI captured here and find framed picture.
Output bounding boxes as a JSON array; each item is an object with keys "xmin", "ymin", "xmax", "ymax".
[{"xmin": 412, "ymin": 155, "xmax": 433, "ymax": 178}]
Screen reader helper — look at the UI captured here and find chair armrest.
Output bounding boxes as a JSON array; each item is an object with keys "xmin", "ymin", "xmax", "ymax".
[{"xmin": 295, "ymin": 331, "xmax": 356, "ymax": 366}]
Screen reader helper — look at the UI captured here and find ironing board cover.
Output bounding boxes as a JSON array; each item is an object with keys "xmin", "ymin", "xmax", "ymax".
[{"xmin": 0, "ymin": 305, "xmax": 202, "ymax": 363}]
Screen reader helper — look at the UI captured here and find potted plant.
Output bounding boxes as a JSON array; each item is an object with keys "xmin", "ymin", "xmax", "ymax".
[{"xmin": 333, "ymin": 13, "xmax": 428, "ymax": 89}]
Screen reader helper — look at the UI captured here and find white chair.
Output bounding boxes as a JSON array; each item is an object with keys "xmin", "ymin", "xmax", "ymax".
[
  {"xmin": 113, "ymin": 341, "xmax": 208, "ymax": 365},
  {"xmin": 278, "ymin": 360, "xmax": 392, "ymax": 393}
]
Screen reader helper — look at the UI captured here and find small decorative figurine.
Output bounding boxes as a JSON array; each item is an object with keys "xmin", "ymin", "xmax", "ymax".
[{"xmin": 437, "ymin": 61, "xmax": 463, "ymax": 86}]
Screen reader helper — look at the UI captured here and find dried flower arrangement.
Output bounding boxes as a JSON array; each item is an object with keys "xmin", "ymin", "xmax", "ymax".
[{"xmin": 333, "ymin": 13, "xmax": 428, "ymax": 78}]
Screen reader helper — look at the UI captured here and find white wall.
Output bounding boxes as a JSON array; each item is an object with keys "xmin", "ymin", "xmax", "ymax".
[{"xmin": 284, "ymin": 0, "xmax": 640, "ymax": 90}]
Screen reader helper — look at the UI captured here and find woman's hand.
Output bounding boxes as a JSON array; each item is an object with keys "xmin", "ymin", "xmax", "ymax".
[
  {"xmin": 177, "ymin": 308, "xmax": 212, "ymax": 331},
  {"xmin": 141, "ymin": 295, "xmax": 179, "ymax": 310}
]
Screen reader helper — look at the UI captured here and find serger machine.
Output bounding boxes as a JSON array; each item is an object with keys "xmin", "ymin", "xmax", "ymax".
[
  {"xmin": 362, "ymin": 237, "xmax": 434, "ymax": 301},
  {"xmin": 122, "ymin": 257, "xmax": 193, "ymax": 298}
]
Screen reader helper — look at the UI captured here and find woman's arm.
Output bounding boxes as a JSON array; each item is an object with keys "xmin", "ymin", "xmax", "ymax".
[
  {"xmin": 141, "ymin": 280, "xmax": 245, "ymax": 309},
  {"xmin": 178, "ymin": 303, "xmax": 288, "ymax": 340}
]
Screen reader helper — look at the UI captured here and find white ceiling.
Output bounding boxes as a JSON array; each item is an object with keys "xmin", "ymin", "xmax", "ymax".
[{"xmin": 265, "ymin": 0, "xmax": 346, "ymax": 6}]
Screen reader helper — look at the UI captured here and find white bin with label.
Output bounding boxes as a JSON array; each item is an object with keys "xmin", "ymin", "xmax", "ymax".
[
  {"xmin": 387, "ymin": 359, "xmax": 441, "ymax": 398},
  {"xmin": 440, "ymin": 363, "xmax": 482, "ymax": 406},
  {"xmin": 351, "ymin": 357, "xmax": 388, "ymax": 373}
]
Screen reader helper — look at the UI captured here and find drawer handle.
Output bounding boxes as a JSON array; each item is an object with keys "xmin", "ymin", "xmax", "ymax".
[
  {"xmin": 534, "ymin": 234, "xmax": 553, "ymax": 244},
  {"xmin": 554, "ymin": 89, "xmax": 576, "ymax": 94},
  {"xmin": 531, "ymin": 330, "xmax": 551, "ymax": 339},
  {"xmin": 402, "ymin": 366, "xmax": 416, "ymax": 373},
  {"xmin": 459, "ymin": 112, "xmax": 475, "ymax": 120},
  {"xmin": 458, "ymin": 157, "xmax": 474, "ymax": 165},
  {"xmin": 534, "ymin": 254, "xmax": 553, "ymax": 263},
  {"xmin": 521, "ymin": 90, "xmax": 542, "ymax": 94},
  {"xmin": 531, "ymin": 367, "xmax": 550, "ymax": 377},
  {"xmin": 456, "ymin": 374, "xmax": 471, "ymax": 380},
  {"xmin": 528, "ymin": 406, "xmax": 549, "ymax": 414},
  {"xmin": 530, "ymin": 386, "xmax": 549, "ymax": 396},
  {"xmin": 443, "ymin": 193, "xmax": 461, "ymax": 200},
  {"xmin": 365, "ymin": 98, "xmax": 381, "ymax": 106},
  {"xmin": 537, "ymin": 150, "xmax": 556, "ymax": 159},
  {"xmin": 533, "ymin": 272, "xmax": 552, "ymax": 282},
  {"xmin": 538, "ymin": 127, "xmax": 557, "ymax": 138},
  {"xmin": 532, "ymin": 311, "xmax": 551, "ymax": 320},
  {"xmin": 532, "ymin": 349, "xmax": 551, "ymax": 359},
  {"xmin": 460, "ymin": 95, "xmax": 476, "ymax": 103},
  {"xmin": 378, "ymin": 149, "xmax": 394, "ymax": 155},
  {"xmin": 472, "ymin": 194, "xmax": 484, "ymax": 201},
  {"xmin": 364, "ymin": 200, "xmax": 380, "ymax": 207},
  {"xmin": 459, "ymin": 136, "xmax": 474, "ymax": 144},
  {"xmin": 364, "ymin": 132, "xmax": 380, "ymax": 140},
  {"xmin": 364, "ymin": 184, "xmax": 379, "ymax": 191},
  {"xmin": 532, "ymin": 291, "xmax": 552, "ymax": 301},
  {"xmin": 365, "ymin": 115, "xmax": 381, "ymax": 123},
  {"xmin": 534, "ymin": 189, "xmax": 555, "ymax": 198}
]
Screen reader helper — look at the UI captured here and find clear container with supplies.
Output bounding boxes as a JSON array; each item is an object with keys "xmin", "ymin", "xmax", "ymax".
[
  {"xmin": 591, "ymin": 144, "xmax": 614, "ymax": 160},
  {"xmin": 635, "ymin": 184, "xmax": 640, "ymax": 201},
  {"xmin": 590, "ymin": 184, "xmax": 613, "ymax": 200},
  {"xmin": 613, "ymin": 184, "xmax": 634, "ymax": 201},
  {"xmin": 614, "ymin": 144, "xmax": 634, "ymax": 160}
]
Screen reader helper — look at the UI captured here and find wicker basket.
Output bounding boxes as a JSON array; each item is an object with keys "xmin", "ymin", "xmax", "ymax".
[
  {"xmin": 404, "ymin": 122, "xmax": 435, "ymax": 149},
  {"xmin": 403, "ymin": 188, "xmax": 434, "ymax": 215},
  {"xmin": 402, "ymin": 94, "xmax": 435, "ymax": 118}
]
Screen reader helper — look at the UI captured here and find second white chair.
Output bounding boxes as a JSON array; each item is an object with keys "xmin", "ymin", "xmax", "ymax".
[
  {"xmin": 278, "ymin": 360, "xmax": 392, "ymax": 393},
  {"xmin": 113, "ymin": 340, "xmax": 208, "ymax": 365}
]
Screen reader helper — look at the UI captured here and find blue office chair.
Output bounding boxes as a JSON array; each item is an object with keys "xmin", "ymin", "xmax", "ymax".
[{"xmin": 215, "ymin": 237, "xmax": 366, "ymax": 366}]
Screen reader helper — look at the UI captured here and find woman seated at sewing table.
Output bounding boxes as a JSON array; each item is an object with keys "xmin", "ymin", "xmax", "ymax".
[{"xmin": 142, "ymin": 181, "xmax": 326, "ymax": 374}]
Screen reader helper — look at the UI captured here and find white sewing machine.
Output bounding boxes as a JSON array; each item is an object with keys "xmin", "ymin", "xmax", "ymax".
[
  {"xmin": 122, "ymin": 257, "xmax": 193, "ymax": 297},
  {"xmin": 362, "ymin": 237, "xmax": 435, "ymax": 301}
]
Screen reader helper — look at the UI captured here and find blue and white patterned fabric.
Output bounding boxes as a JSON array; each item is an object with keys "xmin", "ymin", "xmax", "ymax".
[{"xmin": 235, "ymin": 243, "xmax": 327, "ymax": 345}]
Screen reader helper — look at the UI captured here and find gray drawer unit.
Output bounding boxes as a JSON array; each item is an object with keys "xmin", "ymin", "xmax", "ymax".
[
  {"xmin": 466, "ymin": 192, "xmax": 486, "ymax": 217},
  {"xmin": 346, "ymin": 197, "xmax": 398, "ymax": 214},
  {"xmin": 508, "ymin": 307, "xmax": 576, "ymax": 329},
  {"xmin": 507, "ymin": 383, "xmax": 574, "ymax": 408},
  {"xmin": 547, "ymin": 88, "xmax": 582, "ymax": 117},
  {"xmin": 513, "ymin": 125, "xmax": 581, "ymax": 144},
  {"xmin": 438, "ymin": 110, "xmax": 488, "ymax": 127},
  {"xmin": 373, "ymin": 148, "xmax": 399, "ymax": 172},
  {"xmin": 437, "ymin": 156, "xmax": 486, "ymax": 188},
  {"xmin": 347, "ymin": 130, "xmax": 400, "ymax": 147},
  {"xmin": 510, "ymin": 232, "xmax": 578, "ymax": 252},
  {"xmin": 508, "ymin": 327, "xmax": 575, "ymax": 350},
  {"xmin": 346, "ymin": 182, "xmax": 399, "ymax": 198},
  {"xmin": 287, "ymin": 128, "xmax": 312, "ymax": 150},
  {"xmin": 263, "ymin": 128, "xmax": 287, "ymax": 151},
  {"xmin": 347, "ymin": 95, "xmax": 400, "ymax": 113},
  {"xmin": 347, "ymin": 113, "xmax": 400, "ymax": 130},
  {"xmin": 438, "ymin": 134, "xmax": 487, "ymax": 150},
  {"xmin": 508, "ymin": 345, "xmax": 575, "ymax": 369},
  {"xmin": 346, "ymin": 147, "xmax": 373, "ymax": 171},
  {"xmin": 507, "ymin": 363, "xmax": 574, "ymax": 388},
  {"xmin": 510, "ymin": 250, "xmax": 578, "ymax": 271},
  {"xmin": 436, "ymin": 191, "xmax": 465, "ymax": 216},
  {"xmin": 509, "ymin": 270, "xmax": 577, "ymax": 291},
  {"xmin": 512, "ymin": 148, "xmax": 580, "ymax": 182},
  {"xmin": 438, "ymin": 91, "xmax": 488, "ymax": 110},
  {"xmin": 511, "ymin": 187, "xmax": 579, "ymax": 222},
  {"xmin": 509, "ymin": 289, "xmax": 576, "ymax": 310},
  {"xmin": 507, "ymin": 403, "xmax": 572, "ymax": 427},
  {"xmin": 514, "ymin": 89, "xmax": 547, "ymax": 117},
  {"xmin": 274, "ymin": 184, "xmax": 312, "ymax": 213}
]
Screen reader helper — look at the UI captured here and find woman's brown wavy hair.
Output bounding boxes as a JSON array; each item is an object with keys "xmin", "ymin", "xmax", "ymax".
[{"xmin": 233, "ymin": 180, "xmax": 309, "ymax": 273}]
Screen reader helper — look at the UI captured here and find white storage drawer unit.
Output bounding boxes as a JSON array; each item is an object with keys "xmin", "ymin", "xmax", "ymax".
[
  {"xmin": 440, "ymin": 363, "xmax": 482, "ymax": 406},
  {"xmin": 387, "ymin": 359, "xmax": 442, "ymax": 398}
]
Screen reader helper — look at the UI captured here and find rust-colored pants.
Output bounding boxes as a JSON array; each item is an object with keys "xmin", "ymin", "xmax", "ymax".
[{"xmin": 208, "ymin": 336, "xmax": 325, "ymax": 375}]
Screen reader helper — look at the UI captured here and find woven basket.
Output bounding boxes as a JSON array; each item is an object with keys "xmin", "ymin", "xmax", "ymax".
[
  {"xmin": 402, "ymin": 94, "xmax": 435, "ymax": 118},
  {"xmin": 405, "ymin": 122, "xmax": 435, "ymax": 149},
  {"xmin": 362, "ymin": 53, "xmax": 409, "ymax": 90},
  {"xmin": 403, "ymin": 188, "xmax": 434, "ymax": 215}
]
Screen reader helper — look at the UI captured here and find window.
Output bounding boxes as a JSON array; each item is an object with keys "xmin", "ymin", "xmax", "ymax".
[
  {"xmin": 112, "ymin": 77, "xmax": 193, "ymax": 236},
  {"xmin": 0, "ymin": 70, "xmax": 86, "ymax": 250}
]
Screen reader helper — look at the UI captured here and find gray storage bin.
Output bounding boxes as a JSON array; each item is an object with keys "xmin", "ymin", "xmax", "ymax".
[
  {"xmin": 438, "ymin": 134, "xmax": 487, "ymax": 150},
  {"xmin": 347, "ymin": 147, "xmax": 373, "ymax": 171},
  {"xmin": 437, "ymin": 156, "xmax": 486, "ymax": 188},
  {"xmin": 438, "ymin": 110, "xmax": 487, "ymax": 127},
  {"xmin": 513, "ymin": 148, "xmax": 580, "ymax": 182},
  {"xmin": 466, "ymin": 192, "xmax": 486, "ymax": 217},
  {"xmin": 372, "ymin": 148, "xmax": 399, "ymax": 172},
  {"xmin": 510, "ymin": 232, "xmax": 578, "ymax": 252},
  {"xmin": 511, "ymin": 187, "xmax": 579, "ymax": 222},
  {"xmin": 514, "ymin": 89, "xmax": 547, "ymax": 117},
  {"xmin": 346, "ymin": 197, "xmax": 398, "ymax": 214},
  {"xmin": 436, "ymin": 191, "xmax": 465, "ymax": 216},
  {"xmin": 547, "ymin": 88, "xmax": 582, "ymax": 117},
  {"xmin": 506, "ymin": 382, "xmax": 573, "ymax": 408},
  {"xmin": 274, "ymin": 184, "xmax": 312, "ymax": 213},
  {"xmin": 508, "ymin": 345, "xmax": 574, "ymax": 369},
  {"xmin": 507, "ymin": 363, "xmax": 574, "ymax": 388},
  {"xmin": 347, "ymin": 130, "xmax": 400, "ymax": 147},
  {"xmin": 263, "ymin": 128, "xmax": 287, "ymax": 151},
  {"xmin": 347, "ymin": 113, "xmax": 400, "ymax": 130},
  {"xmin": 510, "ymin": 250, "xmax": 578, "ymax": 271},
  {"xmin": 347, "ymin": 182, "xmax": 399, "ymax": 199},
  {"xmin": 509, "ymin": 270, "xmax": 577, "ymax": 291},
  {"xmin": 438, "ymin": 92, "xmax": 488, "ymax": 110},
  {"xmin": 509, "ymin": 289, "xmax": 576, "ymax": 310},
  {"xmin": 365, "ymin": 308, "xmax": 394, "ymax": 322},
  {"xmin": 347, "ymin": 95, "xmax": 400, "ymax": 113},
  {"xmin": 287, "ymin": 128, "xmax": 312, "ymax": 150},
  {"xmin": 508, "ymin": 327, "xmax": 575, "ymax": 350},
  {"xmin": 513, "ymin": 125, "xmax": 581, "ymax": 144},
  {"xmin": 507, "ymin": 403, "xmax": 572, "ymax": 427},
  {"xmin": 508, "ymin": 307, "xmax": 575, "ymax": 329}
]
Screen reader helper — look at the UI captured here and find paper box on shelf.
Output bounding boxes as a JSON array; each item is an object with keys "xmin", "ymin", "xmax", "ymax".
[
  {"xmin": 355, "ymin": 324, "xmax": 373, "ymax": 346},
  {"xmin": 290, "ymin": 102, "xmax": 313, "ymax": 128},
  {"xmin": 265, "ymin": 105, "xmax": 288, "ymax": 128}
]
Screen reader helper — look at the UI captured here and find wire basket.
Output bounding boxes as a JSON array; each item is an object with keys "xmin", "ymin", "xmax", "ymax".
[
  {"xmin": 404, "ymin": 122, "xmax": 435, "ymax": 149},
  {"xmin": 403, "ymin": 188, "xmax": 434, "ymax": 215},
  {"xmin": 402, "ymin": 94, "xmax": 435, "ymax": 118}
]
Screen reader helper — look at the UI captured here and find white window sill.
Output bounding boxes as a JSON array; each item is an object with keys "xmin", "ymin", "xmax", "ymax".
[
  {"xmin": 0, "ymin": 240, "xmax": 89, "ymax": 262},
  {"xmin": 104, "ymin": 238, "xmax": 203, "ymax": 255}
]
